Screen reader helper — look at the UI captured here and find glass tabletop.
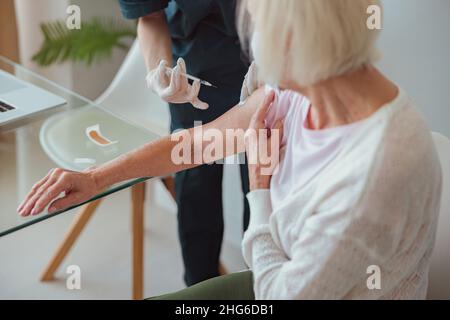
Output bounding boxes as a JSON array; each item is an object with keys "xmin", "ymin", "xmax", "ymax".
[{"xmin": 0, "ymin": 56, "xmax": 160, "ymax": 237}]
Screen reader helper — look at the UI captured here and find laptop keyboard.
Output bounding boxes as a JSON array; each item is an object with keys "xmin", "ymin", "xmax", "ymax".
[{"xmin": 0, "ymin": 100, "xmax": 15, "ymax": 113}]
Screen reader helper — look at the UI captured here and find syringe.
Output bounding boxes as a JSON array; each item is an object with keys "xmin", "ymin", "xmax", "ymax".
[{"xmin": 165, "ymin": 67, "xmax": 217, "ymax": 88}]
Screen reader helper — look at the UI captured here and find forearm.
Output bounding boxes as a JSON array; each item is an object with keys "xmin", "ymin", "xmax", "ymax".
[
  {"xmin": 92, "ymin": 126, "xmax": 237, "ymax": 190},
  {"xmin": 138, "ymin": 11, "xmax": 172, "ymax": 71},
  {"xmin": 92, "ymin": 89, "xmax": 263, "ymax": 190},
  {"xmin": 91, "ymin": 135, "xmax": 180, "ymax": 189}
]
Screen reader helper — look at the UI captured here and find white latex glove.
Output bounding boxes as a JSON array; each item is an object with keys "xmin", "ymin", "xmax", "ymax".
[
  {"xmin": 146, "ymin": 58, "xmax": 209, "ymax": 110},
  {"xmin": 240, "ymin": 61, "xmax": 263, "ymax": 105}
]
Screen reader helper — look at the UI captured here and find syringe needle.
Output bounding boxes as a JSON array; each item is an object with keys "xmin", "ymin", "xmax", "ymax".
[{"xmin": 165, "ymin": 67, "xmax": 217, "ymax": 88}]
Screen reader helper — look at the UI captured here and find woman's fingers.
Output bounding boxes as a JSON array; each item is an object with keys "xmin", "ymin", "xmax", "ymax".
[
  {"xmin": 246, "ymin": 91, "xmax": 276, "ymax": 150},
  {"xmin": 31, "ymin": 180, "xmax": 69, "ymax": 215},
  {"xmin": 17, "ymin": 168, "xmax": 98, "ymax": 217},
  {"xmin": 19, "ymin": 171, "xmax": 61, "ymax": 217},
  {"xmin": 252, "ymin": 91, "xmax": 275, "ymax": 128},
  {"xmin": 18, "ymin": 168, "xmax": 72, "ymax": 217},
  {"xmin": 17, "ymin": 170, "xmax": 52, "ymax": 212},
  {"xmin": 266, "ymin": 119, "xmax": 284, "ymax": 165},
  {"xmin": 272, "ymin": 119, "xmax": 284, "ymax": 146}
]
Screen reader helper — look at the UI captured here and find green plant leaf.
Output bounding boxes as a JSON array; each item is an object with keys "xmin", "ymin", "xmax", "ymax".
[{"xmin": 32, "ymin": 18, "xmax": 137, "ymax": 67}]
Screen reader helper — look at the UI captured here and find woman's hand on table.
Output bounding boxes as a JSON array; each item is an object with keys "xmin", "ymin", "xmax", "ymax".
[
  {"xmin": 245, "ymin": 91, "xmax": 283, "ymax": 191},
  {"xmin": 17, "ymin": 168, "xmax": 101, "ymax": 217}
]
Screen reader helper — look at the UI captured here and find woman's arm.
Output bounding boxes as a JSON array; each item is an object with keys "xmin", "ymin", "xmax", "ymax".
[
  {"xmin": 17, "ymin": 88, "xmax": 266, "ymax": 217},
  {"xmin": 93, "ymin": 87, "xmax": 265, "ymax": 188}
]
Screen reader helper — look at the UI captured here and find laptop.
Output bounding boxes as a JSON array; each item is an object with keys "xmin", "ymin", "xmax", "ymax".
[{"xmin": 0, "ymin": 69, "xmax": 67, "ymax": 126}]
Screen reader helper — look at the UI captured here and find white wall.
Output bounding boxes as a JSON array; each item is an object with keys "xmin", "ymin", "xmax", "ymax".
[
  {"xmin": 377, "ymin": 0, "xmax": 450, "ymax": 138},
  {"xmin": 71, "ymin": 0, "xmax": 134, "ymax": 100},
  {"xmin": 15, "ymin": 0, "xmax": 72, "ymax": 88},
  {"xmin": 14, "ymin": 0, "xmax": 133, "ymax": 100}
]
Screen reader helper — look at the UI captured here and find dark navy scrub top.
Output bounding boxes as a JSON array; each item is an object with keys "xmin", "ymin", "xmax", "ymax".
[{"xmin": 118, "ymin": 0, "xmax": 249, "ymax": 87}]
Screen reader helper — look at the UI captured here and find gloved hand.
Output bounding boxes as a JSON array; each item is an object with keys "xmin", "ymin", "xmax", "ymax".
[
  {"xmin": 146, "ymin": 58, "xmax": 209, "ymax": 110},
  {"xmin": 240, "ymin": 61, "xmax": 263, "ymax": 105}
]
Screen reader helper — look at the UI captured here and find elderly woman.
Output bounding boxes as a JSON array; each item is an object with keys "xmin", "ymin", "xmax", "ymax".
[{"xmin": 18, "ymin": 0, "xmax": 441, "ymax": 299}]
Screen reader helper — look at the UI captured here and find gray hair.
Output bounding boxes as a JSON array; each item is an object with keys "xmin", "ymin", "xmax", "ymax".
[{"xmin": 238, "ymin": 0, "xmax": 383, "ymax": 86}]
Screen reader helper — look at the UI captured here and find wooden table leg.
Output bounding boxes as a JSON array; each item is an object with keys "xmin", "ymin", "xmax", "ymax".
[
  {"xmin": 131, "ymin": 182, "xmax": 146, "ymax": 300},
  {"xmin": 40, "ymin": 199, "xmax": 102, "ymax": 281}
]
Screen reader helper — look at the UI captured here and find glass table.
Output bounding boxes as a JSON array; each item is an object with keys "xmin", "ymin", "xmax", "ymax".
[{"xmin": 0, "ymin": 56, "xmax": 161, "ymax": 299}]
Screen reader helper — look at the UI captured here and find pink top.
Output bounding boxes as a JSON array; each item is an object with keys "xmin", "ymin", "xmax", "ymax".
[{"xmin": 264, "ymin": 87, "xmax": 366, "ymax": 211}]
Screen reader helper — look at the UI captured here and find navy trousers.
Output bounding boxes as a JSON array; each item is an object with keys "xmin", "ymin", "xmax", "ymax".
[{"xmin": 169, "ymin": 81, "xmax": 250, "ymax": 286}]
